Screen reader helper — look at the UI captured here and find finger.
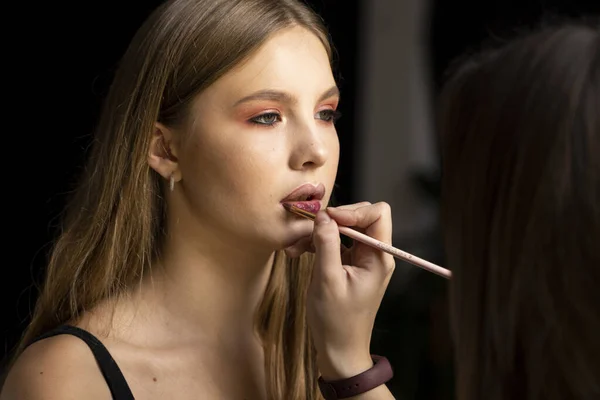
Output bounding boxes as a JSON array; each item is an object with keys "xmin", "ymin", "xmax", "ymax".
[
  {"xmin": 312, "ymin": 210, "xmax": 343, "ymax": 282},
  {"xmin": 326, "ymin": 202, "xmax": 392, "ymax": 244},
  {"xmin": 285, "ymin": 233, "xmax": 351, "ymax": 259},
  {"xmin": 284, "ymin": 236, "xmax": 315, "ymax": 258},
  {"xmin": 327, "ymin": 203, "xmax": 371, "ymax": 235},
  {"xmin": 330, "ymin": 201, "xmax": 371, "ymax": 211}
]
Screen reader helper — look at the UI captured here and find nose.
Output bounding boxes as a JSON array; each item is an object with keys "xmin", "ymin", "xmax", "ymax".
[{"xmin": 288, "ymin": 121, "xmax": 329, "ymax": 170}]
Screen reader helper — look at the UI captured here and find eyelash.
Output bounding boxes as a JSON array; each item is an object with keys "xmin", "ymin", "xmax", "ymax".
[{"xmin": 249, "ymin": 110, "xmax": 342, "ymax": 126}]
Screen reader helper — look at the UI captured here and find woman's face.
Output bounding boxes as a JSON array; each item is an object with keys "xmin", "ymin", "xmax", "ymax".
[{"xmin": 173, "ymin": 26, "xmax": 340, "ymax": 250}]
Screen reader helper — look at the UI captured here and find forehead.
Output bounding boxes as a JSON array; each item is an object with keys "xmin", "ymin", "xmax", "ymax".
[{"xmin": 200, "ymin": 26, "xmax": 335, "ymax": 104}]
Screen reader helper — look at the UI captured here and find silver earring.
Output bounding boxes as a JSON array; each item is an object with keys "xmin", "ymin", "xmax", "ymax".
[{"xmin": 169, "ymin": 173, "xmax": 175, "ymax": 192}]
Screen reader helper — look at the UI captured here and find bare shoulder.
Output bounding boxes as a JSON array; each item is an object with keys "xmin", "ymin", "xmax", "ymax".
[{"xmin": 1, "ymin": 334, "xmax": 111, "ymax": 400}]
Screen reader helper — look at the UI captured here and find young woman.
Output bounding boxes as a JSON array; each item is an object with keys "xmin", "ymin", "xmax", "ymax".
[{"xmin": 1, "ymin": 1, "xmax": 396, "ymax": 399}]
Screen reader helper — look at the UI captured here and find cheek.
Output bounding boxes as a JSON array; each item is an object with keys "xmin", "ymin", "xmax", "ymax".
[
  {"xmin": 326, "ymin": 136, "xmax": 340, "ymax": 188},
  {"xmin": 327, "ymin": 134, "xmax": 341, "ymax": 167},
  {"xmin": 188, "ymin": 138, "xmax": 281, "ymax": 201},
  {"xmin": 177, "ymin": 134, "xmax": 241, "ymax": 204}
]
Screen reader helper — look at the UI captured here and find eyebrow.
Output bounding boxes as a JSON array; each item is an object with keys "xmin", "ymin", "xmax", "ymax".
[{"xmin": 233, "ymin": 85, "xmax": 340, "ymax": 107}]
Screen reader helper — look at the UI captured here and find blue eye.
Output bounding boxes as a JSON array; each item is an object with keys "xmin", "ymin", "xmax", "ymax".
[
  {"xmin": 250, "ymin": 112, "xmax": 281, "ymax": 126},
  {"xmin": 317, "ymin": 109, "xmax": 342, "ymax": 123}
]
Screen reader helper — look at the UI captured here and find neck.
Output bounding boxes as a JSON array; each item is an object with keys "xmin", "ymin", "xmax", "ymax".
[
  {"xmin": 165, "ymin": 233, "xmax": 273, "ymax": 329},
  {"xmin": 128, "ymin": 220, "xmax": 277, "ymax": 348}
]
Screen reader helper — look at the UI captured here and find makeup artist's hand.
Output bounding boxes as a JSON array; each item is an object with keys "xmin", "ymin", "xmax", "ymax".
[{"xmin": 306, "ymin": 202, "xmax": 395, "ymax": 380}]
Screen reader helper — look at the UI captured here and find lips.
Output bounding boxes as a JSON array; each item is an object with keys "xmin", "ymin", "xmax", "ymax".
[
  {"xmin": 281, "ymin": 183, "xmax": 326, "ymax": 213},
  {"xmin": 282, "ymin": 183, "xmax": 326, "ymax": 202}
]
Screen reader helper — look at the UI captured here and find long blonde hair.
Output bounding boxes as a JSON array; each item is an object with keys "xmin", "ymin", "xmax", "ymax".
[{"xmin": 11, "ymin": 1, "xmax": 333, "ymax": 398}]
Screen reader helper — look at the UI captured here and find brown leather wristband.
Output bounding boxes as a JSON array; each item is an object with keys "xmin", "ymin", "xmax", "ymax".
[{"xmin": 317, "ymin": 355, "xmax": 393, "ymax": 399}]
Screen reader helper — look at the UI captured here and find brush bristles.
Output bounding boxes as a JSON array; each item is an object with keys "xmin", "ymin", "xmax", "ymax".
[{"xmin": 282, "ymin": 203, "xmax": 316, "ymax": 220}]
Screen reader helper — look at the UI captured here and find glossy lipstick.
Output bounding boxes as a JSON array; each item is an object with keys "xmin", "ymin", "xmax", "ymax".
[{"xmin": 281, "ymin": 183, "xmax": 326, "ymax": 213}]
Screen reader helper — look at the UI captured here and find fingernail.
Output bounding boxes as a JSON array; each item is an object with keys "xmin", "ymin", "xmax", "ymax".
[{"xmin": 316, "ymin": 211, "xmax": 331, "ymax": 224}]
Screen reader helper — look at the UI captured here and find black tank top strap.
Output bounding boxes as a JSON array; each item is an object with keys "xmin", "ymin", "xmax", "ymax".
[{"xmin": 31, "ymin": 325, "xmax": 135, "ymax": 400}]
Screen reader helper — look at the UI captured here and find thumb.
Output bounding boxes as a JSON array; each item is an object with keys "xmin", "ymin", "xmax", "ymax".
[{"xmin": 312, "ymin": 211, "xmax": 343, "ymax": 283}]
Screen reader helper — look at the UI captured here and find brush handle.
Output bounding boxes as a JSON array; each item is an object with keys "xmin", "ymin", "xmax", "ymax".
[
  {"xmin": 282, "ymin": 203, "xmax": 451, "ymax": 279},
  {"xmin": 337, "ymin": 226, "xmax": 452, "ymax": 279}
]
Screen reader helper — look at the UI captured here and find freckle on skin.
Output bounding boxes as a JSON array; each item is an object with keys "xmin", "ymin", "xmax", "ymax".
[
  {"xmin": 39, "ymin": 371, "xmax": 43, "ymax": 375},
  {"xmin": 153, "ymin": 377, "xmax": 157, "ymax": 382}
]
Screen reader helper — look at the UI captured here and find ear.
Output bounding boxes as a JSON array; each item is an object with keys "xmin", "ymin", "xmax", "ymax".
[{"xmin": 148, "ymin": 123, "xmax": 182, "ymax": 182}]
